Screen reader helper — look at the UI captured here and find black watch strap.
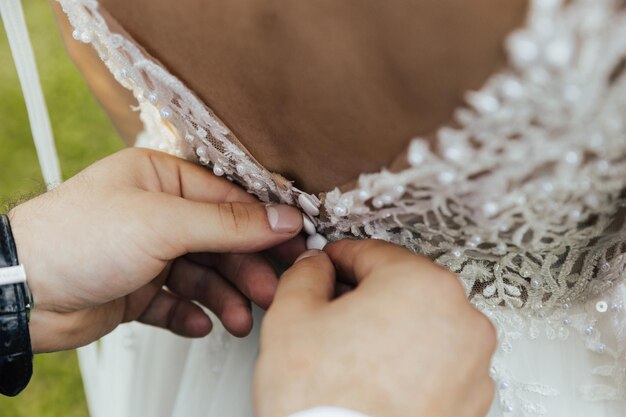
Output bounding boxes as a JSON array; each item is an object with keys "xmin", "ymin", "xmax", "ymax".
[{"xmin": 0, "ymin": 215, "xmax": 33, "ymax": 397}]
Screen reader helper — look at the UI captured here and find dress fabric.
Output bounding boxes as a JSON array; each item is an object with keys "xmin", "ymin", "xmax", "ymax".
[{"xmin": 57, "ymin": 0, "xmax": 626, "ymax": 416}]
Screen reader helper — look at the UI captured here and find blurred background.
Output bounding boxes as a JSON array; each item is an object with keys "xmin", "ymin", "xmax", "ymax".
[{"xmin": 0, "ymin": 1, "xmax": 123, "ymax": 415}]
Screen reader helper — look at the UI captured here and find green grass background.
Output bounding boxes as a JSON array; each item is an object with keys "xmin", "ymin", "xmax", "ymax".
[{"xmin": 0, "ymin": 1, "xmax": 123, "ymax": 416}]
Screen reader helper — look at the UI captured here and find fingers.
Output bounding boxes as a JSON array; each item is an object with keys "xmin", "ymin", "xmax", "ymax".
[
  {"xmin": 138, "ymin": 289, "xmax": 213, "ymax": 338},
  {"xmin": 216, "ymin": 253, "xmax": 278, "ymax": 310},
  {"xmin": 265, "ymin": 235, "xmax": 308, "ymax": 266},
  {"xmin": 166, "ymin": 257, "xmax": 253, "ymax": 337},
  {"xmin": 325, "ymin": 239, "xmax": 442, "ymax": 285},
  {"xmin": 186, "ymin": 252, "xmax": 279, "ymax": 309},
  {"xmin": 272, "ymin": 250, "xmax": 336, "ymax": 313},
  {"xmin": 140, "ymin": 192, "xmax": 303, "ymax": 255},
  {"xmin": 123, "ymin": 148, "xmax": 258, "ymax": 204}
]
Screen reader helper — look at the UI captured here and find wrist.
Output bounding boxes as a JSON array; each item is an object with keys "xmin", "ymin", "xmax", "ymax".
[
  {"xmin": 7, "ymin": 204, "xmax": 51, "ymax": 311},
  {"xmin": 7, "ymin": 205, "xmax": 59, "ymax": 353}
]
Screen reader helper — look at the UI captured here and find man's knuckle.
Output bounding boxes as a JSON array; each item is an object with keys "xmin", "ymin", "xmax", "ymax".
[{"xmin": 217, "ymin": 202, "xmax": 251, "ymax": 234}]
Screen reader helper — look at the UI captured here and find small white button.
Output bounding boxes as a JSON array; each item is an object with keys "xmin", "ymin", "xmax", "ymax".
[
  {"xmin": 306, "ymin": 234, "xmax": 328, "ymax": 250},
  {"xmin": 213, "ymin": 165, "xmax": 225, "ymax": 177},
  {"xmin": 302, "ymin": 215, "xmax": 317, "ymax": 235},
  {"xmin": 298, "ymin": 194, "xmax": 320, "ymax": 217}
]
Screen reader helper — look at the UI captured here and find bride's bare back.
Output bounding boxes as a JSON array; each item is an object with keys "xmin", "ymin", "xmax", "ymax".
[{"xmin": 52, "ymin": 0, "xmax": 527, "ymax": 193}]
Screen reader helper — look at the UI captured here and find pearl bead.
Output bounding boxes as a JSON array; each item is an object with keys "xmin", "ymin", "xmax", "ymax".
[
  {"xmin": 482, "ymin": 201, "xmax": 499, "ymax": 217},
  {"xmin": 408, "ymin": 141, "xmax": 428, "ymax": 166},
  {"xmin": 451, "ymin": 248, "xmax": 463, "ymax": 259},
  {"xmin": 80, "ymin": 32, "xmax": 92, "ymax": 43},
  {"xmin": 562, "ymin": 318, "xmax": 571, "ymax": 326},
  {"xmin": 466, "ymin": 235, "xmax": 482, "ymax": 248},
  {"xmin": 444, "ymin": 146, "xmax": 464, "ymax": 161},
  {"xmin": 197, "ymin": 127, "xmax": 208, "ymax": 137},
  {"xmin": 568, "ymin": 209, "xmax": 582, "ymax": 221},
  {"xmin": 252, "ymin": 180, "xmax": 264, "ymax": 190},
  {"xmin": 501, "ymin": 77, "xmax": 524, "ymax": 99},
  {"xmin": 184, "ymin": 133, "xmax": 194, "ymax": 143},
  {"xmin": 148, "ymin": 93, "xmax": 158, "ymax": 104},
  {"xmin": 584, "ymin": 325, "xmax": 595, "ymax": 336},
  {"xmin": 545, "ymin": 38, "xmax": 573, "ymax": 67},
  {"xmin": 561, "ymin": 303, "xmax": 570, "ymax": 310},
  {"xmin": 333, "ymin": 205, "xmax": 349, "ymax": 217},
  {"xmin": 468, "ymin": 92, "xmax": 499, "ymax": 114},
  {"xmin": 600, "ymin": 262, "xmax": 611, "ymax": 272},
  {"xmin": 509, "ymin": 33, "xmax": 539, "ymax": 66},
  {"xmin": 213, "ymin": 165, "xmax": 225, "ymax": 177},
  {"xmin": 499, "ymin": 381, "xmax": 510, "ymax": 390},
  {"xmin": 596, "ymin": 344, "xmax": 606, "ymax": 354},
  {"xmin": 302, "ymin": 215, "xmax": 317, "ymax": 236},
  {"xmin": 530, "ymin": 278, "xmax": 543, "ymax": 289},
  {"xmin": 298, "ymin": 194, "xmax": 320, "ymax": 217},
  {"xmin": 372, "ymin": 197, "xmax": 385, "ymax": 209},
  {"xmin": 596, "ymin": 301, "xmax": 608, "ymax": 313},
  {"xmin": 160, "ymin": 107, "xmax": 172, "ymax": 120},
  {"xmin": 392, "ymin": 185, "xmax": 406, "ymax": 196},
  {"xmin": 540, "ymin": 181, "xmax": 554, "ymax": 193},
  {"xmin": 195, "ymin": 146, "xmax": 208, "ymax": 159},
  {"xmin": 437, "ymin": 170, "xmax": 456, "ymax": 185},
  {"xmin": 306, "ymin": 234, "xmax": 328, "ymax": 250},
  {"xmin": 72, "ymin": 29, "xmax": 81, "ymax": 41},
  {"xmin": 236, "ymin": 164, "xmax": 248, "ymax": 175},
  {"xmin": 357, "ymin": 190, "xmax": 371, "ymax": 201},
  {"xmin": 564, "ymin": 151, "xmax": 580, "ymax": 165},
  {"xmin": 381, "ymin": 194, "xmax": 394, "ymax": 205},
  {"xmin": 496, "ymin": 242, "xmax": 507, "ymax": 254}
]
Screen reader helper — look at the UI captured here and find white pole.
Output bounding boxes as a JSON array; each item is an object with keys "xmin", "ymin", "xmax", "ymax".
[{"xmin": 0, "ymin": 0, "xmax": 62, "ymax": 190}]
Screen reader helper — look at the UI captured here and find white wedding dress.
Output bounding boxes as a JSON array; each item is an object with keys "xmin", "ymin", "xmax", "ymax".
[{"xmin": 13, "ymin": 0, "xmax": 626, "ymax": 415}]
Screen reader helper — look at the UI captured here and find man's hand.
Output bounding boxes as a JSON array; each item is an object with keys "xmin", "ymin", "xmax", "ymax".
[
  {"xmin": 8, "ymin": 148, "xmax": 304, "ymax": 353},
  {"xmin": 255, "ymin": 240, "xmax": 496, "ymax": 417}
]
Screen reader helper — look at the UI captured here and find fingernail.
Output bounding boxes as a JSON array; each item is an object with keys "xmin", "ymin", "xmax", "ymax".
[
  {"xmin": 266, "ymin": 204, "xmax": 302, "ymax": 233},
  {"xmin": 295, "ymin": 249, "xmax": 322, "ymax": 263}
]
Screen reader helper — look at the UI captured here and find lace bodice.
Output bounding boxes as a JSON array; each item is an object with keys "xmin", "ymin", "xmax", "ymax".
[
  {"xmin": 59, "ymin": 0, "xmax": 626, "ymax": 312},
  {"xmin": 56, "ymin": 0, "xmax": 626, "ymax": 414}
]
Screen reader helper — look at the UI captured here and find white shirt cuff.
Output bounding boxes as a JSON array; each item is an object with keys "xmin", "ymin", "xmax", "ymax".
[{"xmin": 287, "ymin": 407, "xmax": 370, "ymax": 417}]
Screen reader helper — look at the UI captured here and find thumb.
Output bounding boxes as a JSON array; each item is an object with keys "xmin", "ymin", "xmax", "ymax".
[
  {"xmin": 139, "ymin": 192, "xmax": 303, "ymax": 254},
  {"xmin": 272, "ymin": 250, "xmax": 336, "ymax": 312}
]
